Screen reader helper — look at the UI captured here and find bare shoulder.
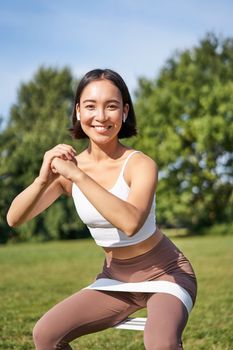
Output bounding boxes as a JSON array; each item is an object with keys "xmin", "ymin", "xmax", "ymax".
[
  {"xmin": 125, "ymin": 151, "xmax": 158, "ymax": 187},
  {"xmin": 129, "ymin": 151, "xmax": 158, "ymax": 174}
]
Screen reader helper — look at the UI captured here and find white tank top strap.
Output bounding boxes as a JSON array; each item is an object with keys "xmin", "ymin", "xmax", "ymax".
[
  {"xmin": 119, "ymin": 150, "xmax": 141, "ymax": 177},
  {"xmin": 72, "ymin": 148, "xmax": 156, "ymax": 248}
]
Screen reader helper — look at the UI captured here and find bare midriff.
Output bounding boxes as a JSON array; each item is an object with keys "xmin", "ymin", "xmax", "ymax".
[{"xmin": 103, "ymin": 227, "xmax": 163, "ymax": 261}]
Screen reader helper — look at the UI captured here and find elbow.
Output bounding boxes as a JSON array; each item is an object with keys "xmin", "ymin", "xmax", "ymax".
[
  {"xmin": 6, "ymin": 212, "xmax": 19, "ymax": 228},
  {"xmin": 6, "ymin": 217, "xmax": 15, "ymax": 228},
  {"xmin": 123, "ymin": 221, "xmax": 143, "ymax": 237},
  {"xmin": 122, "ymin": 210, "xmax": 146, "ymax": 237}
]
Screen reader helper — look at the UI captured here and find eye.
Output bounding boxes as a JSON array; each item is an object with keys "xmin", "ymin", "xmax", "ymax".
[
  {"xmin": 107, "ymin": 104, "xmax": 118, "ymax": 110},
  {"xmin": 86, "ymin": 104, "xmax": 95, "ymax": 110}
]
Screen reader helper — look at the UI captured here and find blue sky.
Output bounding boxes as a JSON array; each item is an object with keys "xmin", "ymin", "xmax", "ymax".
[{"xmin": 1, "ymin": 0, "xmax": 232, "ymax": 120}]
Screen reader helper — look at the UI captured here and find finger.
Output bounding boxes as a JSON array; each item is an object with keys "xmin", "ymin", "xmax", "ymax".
[
  {"xmin": 55, "ymin": 145, "xmax": 77, "ymax": 160},
  {"xmin": 61, "ymin": 144, "xmax": 77, "ymax": 154},
  {"xmin": 44, "ymin": 151, "xmax": 66, "ymax": 162},
  {"xmin": 46, "ymin": 149, "xmax": 74, "ymax": 162},
  {"xmin": 56, "ymin": 144, "xmax": 77, "ymax": 156},
  {"xmin": 51, "ymin": 167, "xmax": 58, "ymax": 174}
]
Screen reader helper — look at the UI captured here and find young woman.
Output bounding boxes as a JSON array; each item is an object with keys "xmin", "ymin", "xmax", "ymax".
[{"xmin": 7, "ymin": 69, "xmax": 197, "ymax": 350}]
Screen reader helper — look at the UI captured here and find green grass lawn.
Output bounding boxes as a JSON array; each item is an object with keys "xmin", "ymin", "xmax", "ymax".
[{"xmin": 0, "ymin": 234, "xmax": 232, "ymax": 349}]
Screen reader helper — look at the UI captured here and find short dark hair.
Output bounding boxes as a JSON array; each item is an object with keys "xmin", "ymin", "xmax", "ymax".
[{"xmin": 70, "ymin": 69, "xmax": 137, "ymax": 139}]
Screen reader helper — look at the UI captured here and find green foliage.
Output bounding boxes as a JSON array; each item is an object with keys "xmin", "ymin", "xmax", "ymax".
[
  {"xmin": 0, "ymin": 66, "xmax": 87, "ymax": 242},
  {"xmin": 1, "ymin": 33, "xmax": 233, "ymax": 243},
  {"xmin": 133, "ymin": 33, "xmax": 233, "ymax": 229}
]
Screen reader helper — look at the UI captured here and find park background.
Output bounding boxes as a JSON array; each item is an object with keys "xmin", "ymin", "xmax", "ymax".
[{"xmin": 0, "ymin": 0, "xmax": 232, "ymax": 349}]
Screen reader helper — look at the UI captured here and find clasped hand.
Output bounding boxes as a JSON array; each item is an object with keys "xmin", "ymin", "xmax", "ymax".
[
  {"xmin": 51, "ymin": 156, "xmax": 78, "ymax": 180},
  {"xmin": 39, "ymin": 144, "xmax": 78, "ymax": 182}
]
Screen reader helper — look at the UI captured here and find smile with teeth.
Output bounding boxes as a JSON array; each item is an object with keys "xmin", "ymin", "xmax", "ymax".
[{"xmin": 92, "ymin": 125, "xmax": 112, "ymax": 131}]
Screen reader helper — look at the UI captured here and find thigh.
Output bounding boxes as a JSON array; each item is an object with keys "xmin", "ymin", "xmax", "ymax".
[
  {"xmin": 144, "ymin": 293, "xmax": 189, "ymax": 350},
  {"xmin": 34, "ymin": 289, "xmax": 139, "ymax": 344}
]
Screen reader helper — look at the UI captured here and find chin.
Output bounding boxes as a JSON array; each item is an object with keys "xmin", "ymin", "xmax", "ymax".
[
  {"xmin": 91, "ymin": 133, "xmax": 118, "ymax": 145},
  {"xmin": 93, "ymin": 137, "xmax": 115, "ymax": 145},
  {"xmin": 87, "ymin": 129, "xmax": 120, "ymax": 144}
]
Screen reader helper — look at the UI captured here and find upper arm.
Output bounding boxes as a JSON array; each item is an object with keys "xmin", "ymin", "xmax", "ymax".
[{"xmin": 125, "ymin": 153, "xmax": 158, "ymax": 218}]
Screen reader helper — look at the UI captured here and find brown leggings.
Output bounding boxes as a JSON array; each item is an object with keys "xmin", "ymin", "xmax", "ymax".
[{"xmin": 33, "ymin": 288, "xmax": 188, "ymax": 350}]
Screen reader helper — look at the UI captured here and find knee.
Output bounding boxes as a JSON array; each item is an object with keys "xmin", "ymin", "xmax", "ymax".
[
  {"xmin": 144, "ymin": 333, "xmax": 181, "ymax": 350},
  {"xmin": 32, "ymin": 321, "xmax": 41, "ymax": 348},
  {"xmin": 33, "ymin": 318, "xmax": 56, "ymax": 349},
  {"xmin": 33, "ymin": 319, "xmax": 47, "ymax": 348},
  {"xmin": 33, "ymin": 318, "xmax": 72, "ymax": 350}
]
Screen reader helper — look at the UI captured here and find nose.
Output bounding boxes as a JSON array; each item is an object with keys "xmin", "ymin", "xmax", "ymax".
[{"xmin": 96, "ymin": 108, "xmax": 107, "ymax": 122}]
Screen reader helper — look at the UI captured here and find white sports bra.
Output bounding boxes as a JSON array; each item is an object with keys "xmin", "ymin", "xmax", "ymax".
[{"xmin": 72, "ymin": 151, "xmax": 156, "ymax": 247}]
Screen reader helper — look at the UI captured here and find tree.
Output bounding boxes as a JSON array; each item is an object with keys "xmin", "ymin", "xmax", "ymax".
[
  {"xmin": 133, "ymin": 33, "xmax": 233, "ymax": 230},
  {"xmin": 0, "ymin": 67, "xmax": 87, "ymax": 243}
]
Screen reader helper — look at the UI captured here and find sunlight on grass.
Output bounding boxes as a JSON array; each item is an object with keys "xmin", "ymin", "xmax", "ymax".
[{"xmin": 0, "ymin": 235, "xmax": 232, "ymax": 349}]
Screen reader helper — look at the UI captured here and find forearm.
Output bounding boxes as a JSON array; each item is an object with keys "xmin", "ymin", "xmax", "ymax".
[
  {"xmin": 7, "ymin": 144, "xmax": 77, "ymax": 227},
  {"xmin": 7, "ymin": 177, "xmax": 53, "ymax": 227},
  {"xmin": 72, "ymin": 170, "xmax": 144, "ymax": 236}
]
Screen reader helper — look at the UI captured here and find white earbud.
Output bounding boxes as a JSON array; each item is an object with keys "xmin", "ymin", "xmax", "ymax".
[
  {"xmin": 76, "ymin": 112, "xmax": 80, "ymax": 121},
  {"xmin": 123, "ymin": 113, "xmax": 127, "ymax": 123}
]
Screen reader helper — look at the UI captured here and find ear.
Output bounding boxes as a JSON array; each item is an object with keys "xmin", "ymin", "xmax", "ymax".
[
  {"xmin": 76, "ymin": 104, "xmax": 80, "ymax": 121},
  {"xmin": 76, "ymin": 103, "xmax": 80, "ymax": 114},
  {"xmin": 123, "ymin": 104, "xmax": 129, "ymax": 122}
]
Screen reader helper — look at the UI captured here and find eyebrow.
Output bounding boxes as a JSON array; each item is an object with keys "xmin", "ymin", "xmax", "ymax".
[
  {"xmin": 82, "ymin": 99, "xmax": 121, "ymax": 104},
  {"xmin": 83, "ymin": 99, "xmax": 96, "ymax": 103}
]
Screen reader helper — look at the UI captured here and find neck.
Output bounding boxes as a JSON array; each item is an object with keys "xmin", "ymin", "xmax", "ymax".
[{"xmin": 87, "ymin": 139, "xmax": 126, "ymax": 161}]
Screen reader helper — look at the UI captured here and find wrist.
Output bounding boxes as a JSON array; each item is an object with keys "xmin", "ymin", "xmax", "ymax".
[
  {"xmin": 34, "ymin": 176, "xmax": 50, "ymax": 187},
  {"xmin": 70, "ymin": 169, "xmax": 84, "ymax": 183}
]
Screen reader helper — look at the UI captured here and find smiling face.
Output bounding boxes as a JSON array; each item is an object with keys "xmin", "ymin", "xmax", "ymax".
[{"xmin": 76, "ymin": 79, "xmax": 129, "ymax": 145}]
